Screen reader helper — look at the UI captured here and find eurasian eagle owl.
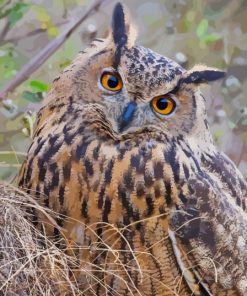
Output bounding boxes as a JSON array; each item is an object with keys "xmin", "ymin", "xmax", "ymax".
[{"xmin": 18, "ymin": 3, "xmax": 247, "ymax": 296}]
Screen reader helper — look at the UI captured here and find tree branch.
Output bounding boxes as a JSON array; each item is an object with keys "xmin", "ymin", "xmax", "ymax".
[
  {"xmin": 0, "ymin": 20, "xmax": 10, "ymax": 44},
  {"xmin": 0, "ymin": 0, "xmax": 107, "ymax": 100},
  {"xmin": 1, "ymin": 20, "xmax": 69, "ymax": 46}
]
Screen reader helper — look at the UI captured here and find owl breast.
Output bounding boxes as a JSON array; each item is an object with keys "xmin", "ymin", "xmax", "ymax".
[
  {"xmin": 16, "ymin": 1, "xmax": 247, "ymax": 293},
  {"xmin": 19, "ymin": 103, "xmax": 244, "ymax": 295},
  {"xmin": 19, "ymin": 106, "xmax": 200, "ymax": 295}
]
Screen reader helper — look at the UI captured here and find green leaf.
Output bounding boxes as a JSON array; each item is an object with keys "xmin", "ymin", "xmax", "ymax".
[
  {"xmin": 214, "ymin": 129, "xmax": 224, "ymax": 141},
  {"xmin": 22, "ymin": 91, "xmax": 43, "ymax": 102},
  {"xmin": 201, "ymin": 33, "xmax": 221, "ymax": 44},
  {"xmin": 31, "ymin": 5, "xmax": 51, "ymax": 23},
  {"xmin": 30, "ymin": 80, "xmax": 49, "ymax": 92},
  {"xmin": 241, "ymin": 118, "xmax": 247, "ymax": 126},
  {"xmin": 59, "ymin": 58, "xmax": 72, "ymax": 69},
  {"xmin": 196, "ymin": 19, "xmax": 208, "ymax": 39},
  {"xmin": 48, "ymin": 26, "xmax": 59, "ymax": 37},
  {"xmin": 228, "ymin": 120, "xmax": 236, "ymax": 129},
  {"xmin": 8, "ymin": 3, "xmax": 30, "ymax": 27}
]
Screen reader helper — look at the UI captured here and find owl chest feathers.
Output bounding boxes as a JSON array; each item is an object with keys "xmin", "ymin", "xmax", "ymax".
[
  {"xmin": 24, "ymin": 113, "xmax": 212, "ymax": 224},
  {"xmin": 16, "ymin": 2, "xmax": 247, "ymax": 294},
  {"xmin": 18, "ymin": 94, "xmax": 247, "ymax": 296}
]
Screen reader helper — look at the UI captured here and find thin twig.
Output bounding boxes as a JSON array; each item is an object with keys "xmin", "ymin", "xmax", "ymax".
[
  {"xmin": 62, "ymin": 0, "xmax": 68, "ymax": 19},
  {"xmin": 1, "ymin": 20, "xmax": 69, "ymax": 46},
  {"xmin": 0, "ymin": 151, "xmax": 27, "ymax": 156},
  {"xmin": 0, "ymin": 20, "xmax": 10, "ymax": 44},
  {"xmin": 0, "ymin": 0, "xmax": 107, "ymax": 100}
]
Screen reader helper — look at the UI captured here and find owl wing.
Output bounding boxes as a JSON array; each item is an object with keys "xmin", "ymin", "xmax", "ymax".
[
  {"xmin": 169, "ymin": 165, "xmax": 247, "ymax": 295},
  {"xmin": 202, "ymin": 150, "xmax": 247, "ymax": 212}
]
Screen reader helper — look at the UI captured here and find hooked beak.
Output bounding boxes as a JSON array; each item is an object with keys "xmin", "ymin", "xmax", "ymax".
[{"xmin": 119, "ymin": 101, "xmax": 137, "ymax": 132}]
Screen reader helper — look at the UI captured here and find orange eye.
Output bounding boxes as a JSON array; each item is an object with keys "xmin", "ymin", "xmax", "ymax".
[
  {"xmin": 101, "ymin": 72, "xmax": 123, "ymax": 91},
  {"xmin": 151, "ymin": 95, "xmax": 176, "ymax": 116}
]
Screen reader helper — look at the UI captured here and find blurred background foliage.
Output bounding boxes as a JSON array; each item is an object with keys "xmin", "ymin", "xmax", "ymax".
[{"xmin": 0, "ymin": 0, "xmax": 246, "ymax": 181}]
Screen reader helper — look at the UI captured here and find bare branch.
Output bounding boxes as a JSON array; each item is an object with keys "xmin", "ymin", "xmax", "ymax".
[
  {"xmin": 1, "ymin": 20, "xmax": 69, "ymax": 45},
  {"xmin": 0, "ymin": 0, "xmax": 107, "ymax": 100},
  {"xmin": 62, "ymin": 0, "xmax": 68, "ymax": 19},
  {"xmin": 0, "ymin": 20, "xmax": 10, "ymax": 44}
]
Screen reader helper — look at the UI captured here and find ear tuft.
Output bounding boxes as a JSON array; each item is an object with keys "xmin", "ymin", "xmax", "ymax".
[
  {"xmin": 112, "ymin": 2, "xmax": 137, "ymax": 48},
  {"xmin": 112, "ymin": 3, "xmax": 128, "ymax": 48},
  {"xmin": 183, "ymin": 65, "xmax": 226, "ymax": 85},
  {"xmin": 111, "ymin": 3, "xmax": 137, "ymax": 67}
]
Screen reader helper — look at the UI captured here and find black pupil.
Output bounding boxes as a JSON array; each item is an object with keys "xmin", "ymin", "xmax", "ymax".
[
  {"xmin": 107, "ymin": 75, "xmax": 119, "ymax": 88},
  {"xmin": 157, "ymin": 98, "xmax": 170, "ymax": 110}
]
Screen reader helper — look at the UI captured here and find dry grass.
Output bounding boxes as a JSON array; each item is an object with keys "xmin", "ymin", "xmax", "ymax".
[
  {"xmin": 0, "ymin": 182, "xmax": 149, "ymax": 296},
  {"xmin": 0, "ymin": 182, "xmax": 91, "ymax": 296},
  {"xmin": 0, "ymin": 182, "xmax": 209, "ymax": 296}
]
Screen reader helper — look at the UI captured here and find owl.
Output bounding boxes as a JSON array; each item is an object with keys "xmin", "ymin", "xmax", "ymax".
[{"xmin": 18, "ymin": 3, "xmax": 247, "ymax": 296}]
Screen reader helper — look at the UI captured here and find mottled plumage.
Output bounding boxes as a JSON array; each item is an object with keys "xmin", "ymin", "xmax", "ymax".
[{"xmin": 18, "ymin": 3, "xmax": 247, "ymax": 296}]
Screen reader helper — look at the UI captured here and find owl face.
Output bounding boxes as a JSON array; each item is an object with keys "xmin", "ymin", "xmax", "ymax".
[
  {"xmin": 51, "ymin": 3, "xmax": 225, "ymax": 141},
  {"xmin": 91, "ymin": 45, "xmax": 196, "ymax": 138}
]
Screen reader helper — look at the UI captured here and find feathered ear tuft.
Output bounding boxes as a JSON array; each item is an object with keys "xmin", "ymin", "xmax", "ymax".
[
  {"xmin": 111, "ymin": 2, "xmax": 137, "ymax": 67},
  {"xmin": 182, "ymin": 64, "xmax": 226, "ymax": 85},
  {"xmin": 112, "ymin": 3, "xmax": 137, "ymax": 48},
  {"xmin": 112, "ymin": 3, "xmax": 127, "ymax": 47}
]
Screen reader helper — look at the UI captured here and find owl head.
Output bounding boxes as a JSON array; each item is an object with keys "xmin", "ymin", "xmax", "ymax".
[{"xmin": 48, "ymin": 3, "xmax": 225, "ymax": 145}]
